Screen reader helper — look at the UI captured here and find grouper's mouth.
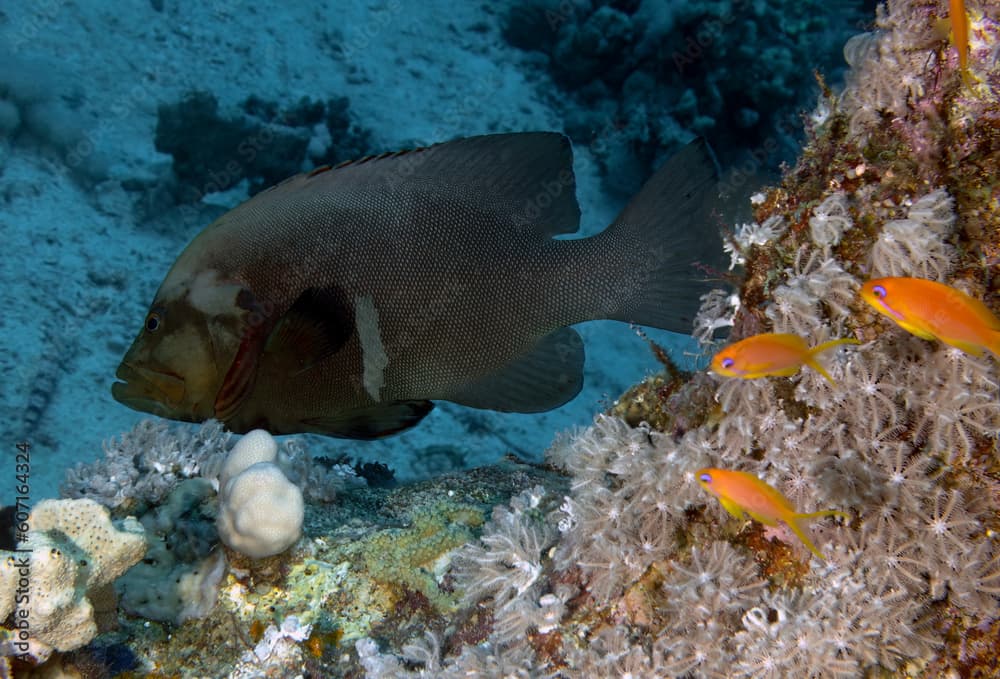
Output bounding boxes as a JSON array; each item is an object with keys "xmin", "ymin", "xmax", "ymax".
[{"xmin": 112, "ymin": 362, "xmax": 187, "ymax": 415}]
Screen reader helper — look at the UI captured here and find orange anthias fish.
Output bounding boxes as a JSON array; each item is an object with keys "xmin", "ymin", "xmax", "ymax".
[
  {"xmin": 860, "ymin": 277, "xmax": 1000, "ymax": 358},
  {"xmin": 949, "ymin": 0, "xmax": 972, "ymax": 85},
  {"xmin": 697, "ymin": 468, "xmax": 849, "ymax": 561},
  {"xmin": 710, "ymin": 333, "xmax": 858, "ymax": 385}
]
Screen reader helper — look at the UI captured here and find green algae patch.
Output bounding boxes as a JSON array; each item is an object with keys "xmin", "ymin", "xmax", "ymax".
[{"xmin": 360, "ymin": 500, "xmax": 484, "ymax": 611}]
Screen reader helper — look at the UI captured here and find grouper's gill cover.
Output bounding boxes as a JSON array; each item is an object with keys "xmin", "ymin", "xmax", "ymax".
[{"xmin": 112, "ymin": 132, "xmax": 721, "ymax": 438}]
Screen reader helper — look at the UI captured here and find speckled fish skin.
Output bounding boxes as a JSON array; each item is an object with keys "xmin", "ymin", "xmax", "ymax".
[{"xmin": 112, "ymin": 133, "xmax": 721, "ymax": 438}]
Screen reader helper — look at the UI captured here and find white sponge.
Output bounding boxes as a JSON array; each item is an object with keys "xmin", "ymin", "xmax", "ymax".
[{"xmin": 216, "ymin": 431, "xmax": 304, "ymax": 559}]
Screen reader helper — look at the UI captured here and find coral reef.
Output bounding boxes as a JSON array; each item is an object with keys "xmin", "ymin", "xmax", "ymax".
[
  {"xmin": 501, "ymin": 0, "xmax": 866, "ymax": 193},
  {"xmin": 35, "ymin": 457, "xmax": 563, "ymax": 677},
  {"xmin": 215, "ymin": 430, "xmax": 305, "ymax": 559},
  {"xmin": 12, "ymin": 1, "xmax": 999, "ymax": 676},
  {"xmin": 116, "ymin": 479, "xmax": 224, "ymax": 624},
  {"xmin": 353, "ymin": 0, "xmax": 1000, "ymax": 676}
]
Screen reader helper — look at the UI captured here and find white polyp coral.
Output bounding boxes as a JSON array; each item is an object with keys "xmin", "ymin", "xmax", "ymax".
[
  {"xmin": 724, "ymin": 215, "xmax": 786, "ymax": 270},
  {"xmin": 870, "ymin": 218, "xmax": 956, "ymax": 279},
  {"xmin": 216, "ymin": 429, "xmax": 304, "ymax": 559},
  {"xmin": 809, "ymin": 191, "xmax": 852, "ymax": 247},
  {"xmin": 907, "ymin": 188, "xmax": 955, "ymax": 234},
  {"xmin": 869, "ymin": 189, "xmax": 957, "ymax": 279}
]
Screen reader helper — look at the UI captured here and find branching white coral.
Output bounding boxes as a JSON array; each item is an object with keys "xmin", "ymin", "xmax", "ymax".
[
  {"xmin": 839, "ymin": 6, "xmax": 942, "ymax": 142},
  {"xmin": 872, "ymin": 442, "xmax": 934, "ymax": 514},
  {"xmin": 870, "ymin": 218, "xmax": 956, "ymax": 279},
  {"xmin": 768, "ymin": 248, "xmax": 859, "ymax": 334},
  {"xmin": 909, "ymin": 356, "xmax": 1000, "ymax": 462},
  {"xmin": 661, "ymin": 541, "xmax": 767, "ymax": 625},
  {"xmin": 913, "ymin": 489, "xmax": 980, "ymax": 569},
  {"xmin": 907, "ymin": 188, "xmax": 955, "ymax": 234},
  {"xmin": 62, "ymin": 419, "xmax": 230, "ymax": 508},
  {"xmin": 714, "ymin": 378, "xmax": 776, "ymax": 453},
  {"xmin": 948, "ymin": 541, "xmax": 1000, "ymax": 616}
]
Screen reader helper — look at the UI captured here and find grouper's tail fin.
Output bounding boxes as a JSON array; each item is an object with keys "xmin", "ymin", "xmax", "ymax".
[{"xmin": 596, "ymin": 138, "xmax": 724, "ymax": 334}]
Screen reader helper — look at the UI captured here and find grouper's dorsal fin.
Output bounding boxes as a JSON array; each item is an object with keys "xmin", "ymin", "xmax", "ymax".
[
  {"xmin": 204, "ymin": 133, "xmax": 581, "ymax": 244},
  {"xmin": 444, "ymin": 327, "xmax": 584, "ymax": 412},
  {"xmin": 273, "ymin": 133, "xmax": 582, "ymax": 239}
]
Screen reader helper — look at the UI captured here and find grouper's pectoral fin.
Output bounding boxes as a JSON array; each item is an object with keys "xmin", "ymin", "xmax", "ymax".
[
  {"xmin": 444, "ymin": 327, "xmax": 585, "ymax": 412},
  {"xmin": 264, "ymin": 286, "xmax": 354, "ymax": 374},
  {"xmin": 302, "ymin": 400, "xmax": 434, "ymax": 439}
]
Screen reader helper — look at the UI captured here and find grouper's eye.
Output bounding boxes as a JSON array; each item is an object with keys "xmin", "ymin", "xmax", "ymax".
[{"xmin": 145, "ymin": 310, "xmax": 163, "ymax": 333}]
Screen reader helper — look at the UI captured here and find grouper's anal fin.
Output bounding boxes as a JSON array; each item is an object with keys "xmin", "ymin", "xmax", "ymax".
[
  {"xmin": 302, "ymin": 400, "xmax": 434, "ymax": 439},
  {"xmin": 444, "ymin": 327, "xmax": 585, "ymax": 412}
]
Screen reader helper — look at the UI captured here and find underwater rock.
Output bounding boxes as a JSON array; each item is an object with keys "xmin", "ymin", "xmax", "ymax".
[
  {"xmin": 117, "ymin": 478, "xmax": 224, "ymax": 624},
  {"xmin": 155, "ymin": 91, "xmax": 309, "ymax": 201},
  {"xmin": 155, "ymin": 90, "xmax": 373, "ymax": 203}
]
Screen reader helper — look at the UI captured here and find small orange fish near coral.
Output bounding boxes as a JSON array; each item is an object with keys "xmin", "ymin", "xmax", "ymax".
[
  {"xmin": 710, "ymin": 333, "xmax": 858, "ymax": 385},
  {"xmin": 860, "ymin": 277, "xmax": 1000, "ymax": 358},
  {"xmin": 949, "ymin": 0, "xmax": 973, "ymax": 86},
  {"xmin": 696, "ymin": 468, "xmax": 849, "ymax": 561}
]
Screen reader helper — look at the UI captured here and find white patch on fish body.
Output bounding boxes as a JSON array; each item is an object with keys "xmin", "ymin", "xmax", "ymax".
[
  {"xmin": 355, "ymin": 295, "xmax": 389, "ymax": 401},
  {"xmin": 174, "ymin": 269, "xmax": 244, "ymax": 316}
]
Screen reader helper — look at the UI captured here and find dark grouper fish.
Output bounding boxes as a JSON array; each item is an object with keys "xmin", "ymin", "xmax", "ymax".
[{"xmin": 112, "ymin": 133, "xmax": 721, "ymax": 438}]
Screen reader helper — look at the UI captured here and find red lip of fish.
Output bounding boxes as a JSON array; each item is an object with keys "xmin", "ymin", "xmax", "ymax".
[{"xmin": 113, "ymin": 362, "xmax": 186, "ymax": 408}]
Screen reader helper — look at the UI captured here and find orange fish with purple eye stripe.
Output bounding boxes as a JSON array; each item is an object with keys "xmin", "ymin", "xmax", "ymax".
[
  {"xmin": 696, "ymin": 468, "xmax": 849, "ymax": 561},
  {"xmin": 710, "ymin": 333, "xmax": 858, "ymax": 385},
  {"xmin": 860, "ymin": 277, "xmax": 1000, "ymax": 358}
]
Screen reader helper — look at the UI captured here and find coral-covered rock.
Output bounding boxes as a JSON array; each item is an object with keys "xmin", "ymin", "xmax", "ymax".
[{"xmin": 0, "ymin": 499, "xmax": 145, "ymax": 661}]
